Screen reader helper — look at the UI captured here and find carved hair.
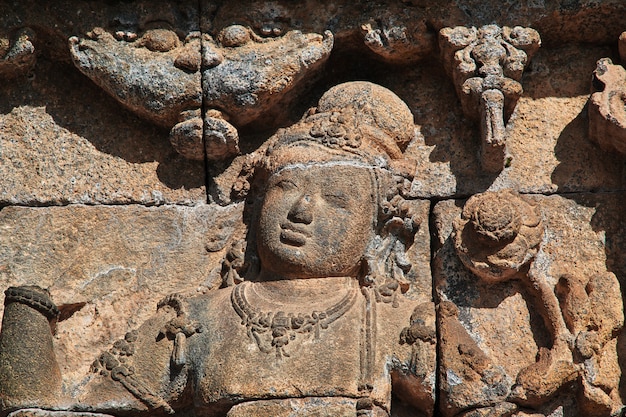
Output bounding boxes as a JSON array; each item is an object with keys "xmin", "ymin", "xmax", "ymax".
[{"xmin": 217, "ymin": 82, "xmax": 420, "ymax": 302}]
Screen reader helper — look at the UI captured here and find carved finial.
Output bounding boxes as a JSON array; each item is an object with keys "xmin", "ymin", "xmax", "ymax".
[
  {"xmin": 439, "ymin": 25, "xmax": 541, "ymax": 172},
  {"xmin": 453, "ymin": 189, "xmax": 543, "ymax": 282},
  {"xmin": 588, "ymin": 55, "xmax": 626, "ymax": 156}
]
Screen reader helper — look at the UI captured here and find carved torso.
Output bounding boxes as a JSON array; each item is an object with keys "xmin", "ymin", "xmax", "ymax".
[
  {"xmin": 78, "ymin": 278, "xmax": 422, "ymax": 416},
  {"xmin": 183, "ymin": 279, "xmax": 416, "ymax": 415}
]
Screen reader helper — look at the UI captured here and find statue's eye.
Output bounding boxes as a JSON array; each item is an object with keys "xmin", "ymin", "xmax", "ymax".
[
  {"xmin": 275, "ymin": 179, "xmax": 298, "ymax": 191},
  {"xmin": 324, "ymin": 192, "xmax": 349, "ymax": 209}
]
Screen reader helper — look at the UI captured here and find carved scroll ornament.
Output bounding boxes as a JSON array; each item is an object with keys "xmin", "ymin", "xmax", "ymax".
[{"xmin": 70, "ymin": 25, "xmax": 333, "ymax": 161}]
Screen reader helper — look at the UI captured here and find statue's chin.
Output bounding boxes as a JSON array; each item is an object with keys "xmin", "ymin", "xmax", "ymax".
[{"xmin": 259, "ymin": 244, "xmax": 359, "ymax": 281}]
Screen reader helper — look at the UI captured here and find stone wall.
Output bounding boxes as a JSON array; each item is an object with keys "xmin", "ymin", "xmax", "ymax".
[{"xmin": 0, "ymin": 1, "xmax": 625, "ymax": 416}]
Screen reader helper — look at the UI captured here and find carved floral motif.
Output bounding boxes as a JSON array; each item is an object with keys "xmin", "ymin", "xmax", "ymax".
[{"xmin": 453, "ymin": 189, "xmax": 543, "ymax": 281}]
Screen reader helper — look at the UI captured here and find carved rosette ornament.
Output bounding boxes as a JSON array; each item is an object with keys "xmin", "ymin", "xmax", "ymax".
[
  {"xmin": 588, "ymin": 33, "xmax": 626, "ymax": 156},
  {"xmin": 453, "ymin": 189, "xmax": 543, "ymax": 282},
  {"xmin": 439, "ymin": 25, "xmax": 541, "ymax": 172}
]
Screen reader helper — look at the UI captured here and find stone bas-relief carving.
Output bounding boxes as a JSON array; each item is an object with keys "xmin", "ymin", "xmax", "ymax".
[
  {"xmin": 70, "ymin": 24, "xmax": 333, "ymax": 161},
  {"xmin": 0, "ymin": 82, "xmax": 436, "ymax": 417},
  {"xmin": 0, "ymin": 203, "xmax": 241, "ymax": 391},
  {"xmin": 436, "ymin": 191, "xmax": 624, "ymax": 417},
  {"xmin": 2, "ymin": 3, "xmax": 626, "ymax": 416},
  {"xmin": 439, "ymin": 25, "xmax": 541, "ymax": 173}
]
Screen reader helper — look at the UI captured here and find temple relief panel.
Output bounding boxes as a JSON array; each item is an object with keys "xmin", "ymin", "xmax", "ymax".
[{"xmin": 1, "ymin": 2, "xmax": 626, "ymax": 417}]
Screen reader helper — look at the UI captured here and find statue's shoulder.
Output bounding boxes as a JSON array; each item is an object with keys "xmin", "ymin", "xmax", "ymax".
[{"xmin": 183, "ymin": 286, "xmax": 234, "ymax": 312}]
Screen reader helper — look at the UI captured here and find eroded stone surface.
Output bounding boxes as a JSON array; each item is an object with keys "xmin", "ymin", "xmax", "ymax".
[
  {"xmin": 0, "ymin": 28, "xmax": 36, "ymax": 79},
  {"xmin": 210, "ymin": 44, "xmax": 626, "ymax": 205},
  {"xmin": 200, "ymin": 26, "xmax": 333, "ymax": 161},
  {"xmin": 8, "ymin": 410, "xmax": 114, "ymax": 417},
  {"xmin": 435, "ymin": 192, "xmax": 625, "ymax": 417},
  {"xmin": 0, "ymin": 57, "xmax": 206, "ymax": 206},
  {"xmin": 589, "ymin": 58, "xmax": 626, "ymax": 156},
  {"xmin": 69, "ymin": 27, "xmax": 201, "ymax": 130},
  {"xmin": 1, "ymin": 3, "xmax": 626, "ymax": 417}
]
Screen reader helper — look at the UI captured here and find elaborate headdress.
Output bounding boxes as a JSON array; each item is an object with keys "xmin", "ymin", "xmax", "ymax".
[{"xmin": 261, "ymin": 81, "xmax": 415, "ymax": 174}]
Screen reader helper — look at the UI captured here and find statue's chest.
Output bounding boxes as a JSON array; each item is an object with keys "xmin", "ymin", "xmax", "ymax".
[{"xmin": 192, "ymin": 286, "xmax": 367, "ymax": 404}]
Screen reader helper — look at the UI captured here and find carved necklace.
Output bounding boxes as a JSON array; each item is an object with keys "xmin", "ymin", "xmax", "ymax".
[{"xmin": 231, "ymin": 280, "xmax": 358, "ymax": 359}]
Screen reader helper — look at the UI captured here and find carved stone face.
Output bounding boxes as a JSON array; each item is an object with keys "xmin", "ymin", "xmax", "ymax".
[{"xmin": 257, "ymin": 161, "xmax": 376, "ymax": 279}]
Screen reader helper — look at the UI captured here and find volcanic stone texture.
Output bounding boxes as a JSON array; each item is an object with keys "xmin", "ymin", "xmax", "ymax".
[{"xmin": 0, "ymin": 0, "xmax": 205, "ymax": 206}]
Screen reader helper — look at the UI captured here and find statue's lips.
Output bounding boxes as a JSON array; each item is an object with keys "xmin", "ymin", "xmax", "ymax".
[{"xmin": 279, "ymin": 224, "xmax": 309, "ymax": 246}]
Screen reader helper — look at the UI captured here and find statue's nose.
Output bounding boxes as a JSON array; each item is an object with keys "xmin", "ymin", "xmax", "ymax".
[{"xmin": 287, "ymin": 194, "xmax": 313, "ymax": 224}]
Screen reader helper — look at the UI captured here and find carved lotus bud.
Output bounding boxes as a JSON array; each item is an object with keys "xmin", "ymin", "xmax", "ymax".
[
  {"xmin": 469, "ymin": 195, "xmax": 522, "ymax": 244},
  {"xmin": 453, "ymin": 189, "xmax": 543, "ymax": 282}
]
